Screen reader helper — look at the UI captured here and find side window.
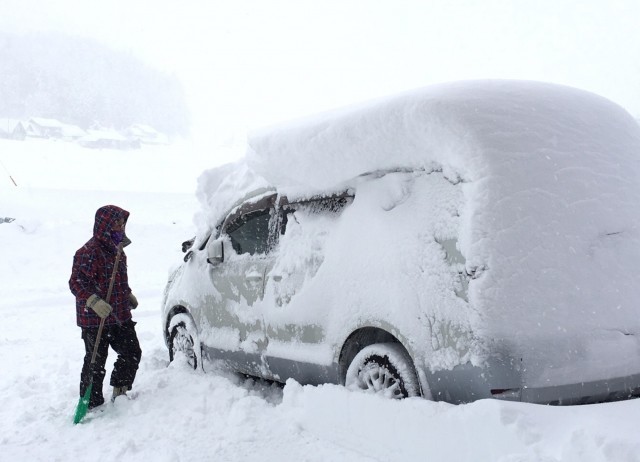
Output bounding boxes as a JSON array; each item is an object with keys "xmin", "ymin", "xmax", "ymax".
[
  {"xmin": 225, "ymin": 209, "xmax": 272, "ymax": 255},
  {"xmin": 280, "ymin": 194, "xmax": 353, "ymax": 235}
]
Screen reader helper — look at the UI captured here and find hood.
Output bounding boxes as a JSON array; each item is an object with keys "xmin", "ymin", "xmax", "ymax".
[{"xmin": 93, "ymin": 205, "xmax": 131, "ymax": 248}]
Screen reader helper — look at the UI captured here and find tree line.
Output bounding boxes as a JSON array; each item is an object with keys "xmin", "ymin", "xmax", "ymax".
[{"xmin": 0, "ymin": 32, "xmax": 189, "ymax": 137}]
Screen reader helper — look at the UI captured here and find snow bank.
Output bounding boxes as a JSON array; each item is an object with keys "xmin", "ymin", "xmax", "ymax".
[{"xmin": 283, "ymin": 380, "xmax": 640, "ymax": 462}]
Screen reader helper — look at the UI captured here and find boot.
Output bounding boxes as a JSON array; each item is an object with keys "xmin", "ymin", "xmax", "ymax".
[{"xmin": 111, "ymin": 385, "xmax": 129, "ymax": 402}]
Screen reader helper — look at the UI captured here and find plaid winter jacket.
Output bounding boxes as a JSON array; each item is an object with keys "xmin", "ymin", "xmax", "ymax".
[{"xmin": 69, "ymin": 205, "xmax": 133, "ymax": 328}]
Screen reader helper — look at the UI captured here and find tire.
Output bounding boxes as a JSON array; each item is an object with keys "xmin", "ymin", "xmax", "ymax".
[
  {"xmin": 168, "ymin": 317, "xmax": 199, "ymax": 370},
  {"xmin": 345, "ymin": 342, "xmax": 420, "ymax": 399}
]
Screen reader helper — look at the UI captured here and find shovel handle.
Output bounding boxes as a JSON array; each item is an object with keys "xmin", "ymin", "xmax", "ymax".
[{"xmin": 89, "ymin": 243, "xmax": 124, "ymax": 366}]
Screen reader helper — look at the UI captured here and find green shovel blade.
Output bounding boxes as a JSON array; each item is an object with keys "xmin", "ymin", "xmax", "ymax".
[{"xmin": 73, "ymin": 384, "xmax": 92, "ymax": 424}]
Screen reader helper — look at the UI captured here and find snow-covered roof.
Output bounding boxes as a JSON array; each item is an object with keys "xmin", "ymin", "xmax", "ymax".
[
  {"xmin": 126, "ymin": 123, "xmax": 169, "ymax": 144},
  {"xmin": 204, "ymin": 79, "xmax": 640, "ymax": 233},
  {"xmin": 128, "ymin": 123, "xmax": 160, "ymax": 136},
  {"xmin": 60, "ymin": 124, "xmax": 86, "ymax": 138},
  {"xmin": 27, "ymin": 118, "xmax": 86, "ymax": 137},
  {"xmin": 247, "ymin": 80, "xmax": 640, "ymax": 190},
  {"xmin": 29, "ymin": 117, "xmax": 65, "ymax": 128}
]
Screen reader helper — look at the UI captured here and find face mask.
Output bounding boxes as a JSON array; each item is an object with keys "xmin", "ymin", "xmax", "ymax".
[{"xmin": 111, "ymin": 231, "xmax": 124, "ymax": 244}]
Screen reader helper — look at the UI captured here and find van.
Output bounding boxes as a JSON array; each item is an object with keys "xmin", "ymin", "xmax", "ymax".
[{"xmin": 162, "ymin": 80, "xmax": 640, "ymax": 404}]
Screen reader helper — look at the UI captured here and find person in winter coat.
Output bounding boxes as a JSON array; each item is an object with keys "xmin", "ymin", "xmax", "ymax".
[{"xmin": 69, "ymin": 205, "xmax": 142, "ymax": 409}]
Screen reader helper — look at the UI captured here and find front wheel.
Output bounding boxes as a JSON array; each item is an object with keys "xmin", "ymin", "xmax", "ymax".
[
  {"xmin": 168, "ymin": 314, "xmax": 200, "ymax": 370},
  {"xmin": 345, "ymin": 343, "xmax": 420, "ymax": 399}
]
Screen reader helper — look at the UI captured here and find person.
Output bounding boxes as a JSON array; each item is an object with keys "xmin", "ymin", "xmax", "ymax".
[{"xmin": 69, "ymin": 205, "xmax": 142, "ymax": 409}]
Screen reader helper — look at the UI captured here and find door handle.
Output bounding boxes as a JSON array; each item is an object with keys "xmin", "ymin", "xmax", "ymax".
[
  {"xmin": 246, "ymin": 271, "xmax": 263, "ymax": 282},
  {"xmin": 272, "ymin": 275, "xmax": 283, "ymax": 282}
]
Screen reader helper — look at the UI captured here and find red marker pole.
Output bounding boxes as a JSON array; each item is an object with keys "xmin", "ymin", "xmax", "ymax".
[{"xmin": 0, "ymin": 158, "xmax": 17, "ymax": 187}]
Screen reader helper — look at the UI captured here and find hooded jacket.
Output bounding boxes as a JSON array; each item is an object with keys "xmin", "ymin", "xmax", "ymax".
[{"xmin": 69, "ymin": 205, "xmax": 133, "ymax": 328}]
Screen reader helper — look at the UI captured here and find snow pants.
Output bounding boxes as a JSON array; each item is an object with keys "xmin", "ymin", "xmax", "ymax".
[{"xmin": 80, "ymin": 319, "xmax": 142, "ymax": 408}]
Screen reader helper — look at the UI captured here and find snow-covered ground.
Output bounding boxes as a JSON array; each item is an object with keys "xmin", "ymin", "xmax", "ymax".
[{"xmin": 2, "ymin": 139, "xmax": 640, "ymax": 462}]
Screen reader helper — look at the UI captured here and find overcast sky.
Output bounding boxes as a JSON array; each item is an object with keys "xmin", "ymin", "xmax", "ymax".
[{"xmin": 2, "ymin": 0, "xmax": 639, "ymax": 161}]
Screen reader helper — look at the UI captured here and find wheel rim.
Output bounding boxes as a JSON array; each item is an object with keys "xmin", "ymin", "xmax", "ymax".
[
  {"xmin": 172, "ymin": 325, "xmax": 197, "ymax": 369},
  {"xmin": 355, "ymin": 358, "xmax": 406, "ymax": 399}
]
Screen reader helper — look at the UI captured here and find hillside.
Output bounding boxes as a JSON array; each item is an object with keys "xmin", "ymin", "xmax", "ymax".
[{"xmin": 0, "ymin": 32, "xmax": 189, "ymax": 137}]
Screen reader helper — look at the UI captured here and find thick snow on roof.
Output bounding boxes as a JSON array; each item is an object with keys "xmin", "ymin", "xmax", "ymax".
[
  {"xmin": 198, "ymin": 80, "xmax": 640, "ymax": 384},
  {"xmin": 194, "ymin": 160, "xmax": 270, "ymax": 236},
  {"xmin": 29, "ymin": 117, "xmax": 66, "ymax": 128},
  {"xmin": 247, "ymin": 80, "xmax": 640, "ymax": 190}
]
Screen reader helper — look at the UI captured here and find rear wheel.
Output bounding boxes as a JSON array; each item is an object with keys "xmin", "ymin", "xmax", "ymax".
[
  {"xmin": 168, "ymin": 319, "xmax": 199, "ymax": 370},
  {"xmin": 345, "ymin": 343, "xmax": 420, "ymax": 399}
]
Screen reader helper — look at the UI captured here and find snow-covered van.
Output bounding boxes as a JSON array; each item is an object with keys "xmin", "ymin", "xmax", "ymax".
[{"xmin": 162, "ymin": 80, "xmax": 640, "ymax": 404}]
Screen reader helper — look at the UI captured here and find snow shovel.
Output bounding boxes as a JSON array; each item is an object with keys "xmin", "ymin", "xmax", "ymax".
[{"xmin": 73, "ymin": 242, "xmax": 124, "ymax": 424}]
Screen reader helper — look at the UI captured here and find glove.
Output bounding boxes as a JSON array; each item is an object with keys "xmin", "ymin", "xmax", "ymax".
[
  {"xmin": 129, "ymin": 293, "xmax": 138, "ymax": 309},
  {"xmin": 87, "ymin": 294, "xmax": 112, "ymax": 319}
]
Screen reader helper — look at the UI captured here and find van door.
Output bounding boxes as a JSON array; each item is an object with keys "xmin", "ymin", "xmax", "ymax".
[
  {"xmin": 205, "ymin": 193, "xmax": 277, "ymax": 377},
  {"xmin": 262, "ymin": 193, "xmax": 353, "ymax": 384}
]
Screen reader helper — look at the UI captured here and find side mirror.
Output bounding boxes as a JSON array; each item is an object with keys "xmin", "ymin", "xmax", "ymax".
[
  {"xmin": 206, "ymin": 238, "xmax": 225, "ymax": 265},
  {"xmin": 181, "ymin": 237, "xmax": 195, "ymax": 253}
]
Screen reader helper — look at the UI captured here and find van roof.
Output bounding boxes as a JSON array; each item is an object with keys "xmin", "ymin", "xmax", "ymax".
[{"xmin": 247, "ymin": 79, "xmax": 640, "ymax": 189}]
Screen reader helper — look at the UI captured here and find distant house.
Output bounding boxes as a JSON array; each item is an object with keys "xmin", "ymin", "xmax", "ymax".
[
  {"xmin": 60, "ymin": 124, "xmax": 87, "ymax": 141},
  {"xmin": 126, "ymin": 123, "xmax": 169, "ymax": 145},
  {"xmin": 26, "ymin": 118, "xmax": 87, "ymax": 141},
  {"xmin": 13, "ymin": 121, "xmax": 27, "ymax": 140},
  {"xmin": 79, "ymin": 128, "xmax": 139, "ymax": 150},
  {"xmin": 0, "ymin": 119, "xmax": 27, "ymax": 140},
  {"xmin": 27, "ymin": 117, "xmax": 65, "ymax": 139}
]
